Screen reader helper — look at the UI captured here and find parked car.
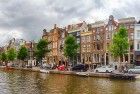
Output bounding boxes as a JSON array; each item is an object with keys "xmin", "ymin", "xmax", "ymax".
[
  {"xmin": 128, "ymin": 66, "xmax": 140, "ymax": 74},
  {"xmin": 42, "ymin": 63, "xmax": 51, "ymax": 69},
  {"xmin": 57, "ymin": 64, "xmax": 65, "ymax": 71},
  {"xmin": 94, "ymin": 66, "xmax": 114, "ymax": 73},
  {"xmin": 72, "ymin": 64, "xmax": 88, "ymax": 72}
]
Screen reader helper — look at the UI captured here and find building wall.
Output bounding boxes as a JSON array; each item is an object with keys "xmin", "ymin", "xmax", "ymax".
[
  {"xmin": 105, "ymin": 15, "xmax": 118, "ymax": 65},
  {"xmin": 134, "ymin": 24, "xmax": 140, "ymax": 65},
  {"xmin": 67, "ymin": 21, "xmax": 88, "ymax": 64},
  {"xmin": 118, "ymin": 17, "xmax": 136, "ymax": 64},
  {"xmin": 81, "ymin": 31, "xmax": 92, "ymax": 64},
  {"xmin": 42, "ymin": 25, "xmax": 67, "ymax": 64},
  {"xmin": 134, "ymin": 24, "xmax": 140, "ymax": 51},
  {"xmin": 91, "ymin": 21, "xmax": 106, "ymax": 65},
  {"xmin": 41, "ymin": 15, "xmax": 137, "ymax": 66}
]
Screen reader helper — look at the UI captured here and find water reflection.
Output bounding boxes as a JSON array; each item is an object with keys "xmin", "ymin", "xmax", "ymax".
[{"xmin": 0, "ymin": 70, "xmax": 140, "ymax": 94}]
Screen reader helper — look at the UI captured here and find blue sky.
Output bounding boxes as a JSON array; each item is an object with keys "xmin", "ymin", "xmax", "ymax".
[{"xmin": 0, "ymin": 0, "xmax": 140, "ymax": 46}]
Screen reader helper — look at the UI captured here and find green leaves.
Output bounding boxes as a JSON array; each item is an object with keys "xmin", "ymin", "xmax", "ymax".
[
  {"xmin": 64, "ymin": 35, "xmax": 79, "ymax": 58},
  {"xmin": 109, "ymin": 26, "xmax": 129, "ymax": 58},
  {"xmin": 35, "ymin": 39, "xmax": 50, "ymax": 60},
  {"xmin": 7, "ymin": 48, "xmax": 16, "ymax": 61},
  {"xmin": 1, "ymin": 52, "xmax": 7, "ymax": 62},
  {"xmin": 17, "ymin": 46, "xmax": 28, "ymax": 61}
]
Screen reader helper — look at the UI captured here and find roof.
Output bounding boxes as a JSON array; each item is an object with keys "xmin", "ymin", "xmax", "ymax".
[{"xmin": 67, "ymin": 22, "xmax": 84, "ymax": 31}]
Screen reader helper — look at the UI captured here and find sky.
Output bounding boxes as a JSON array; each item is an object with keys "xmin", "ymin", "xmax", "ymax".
[{"xmin": 0, "ymin": 0, "xmax": 140, "ymax": 46}]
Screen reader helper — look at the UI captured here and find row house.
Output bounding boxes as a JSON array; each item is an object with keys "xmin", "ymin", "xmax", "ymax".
[
  {"xmin": 41, "ymin": 15, "xmax": 137, "ymax": 67},
  {"xmin": 67, "ymin": 21, "xmax": 88, "ymax": 64},
  {"xmin": 59, "ymin": 27, "xmax": 67, "ymax": 63},
  {"xmin": 42, "ymin": 24, "xmax": 67, "ymax": 64},
  {"xmin": 118, "ymin": 17, "xmax": 136, "ymax": 64},
  {"xmin": 25, "ymin": 41, "xmax": 37, "ymax": 66},
  {"xmin": 25, "ymin": 41, "xmax": 37, "ymax": 60},
  {"xmin": 81, "ymin": 26, "xmax": 92, "ymax": 64},
  {"xmin": 80, "ymin": 15, "xmax": 136, "ymax": 66},
  {"xmin": 134, "ymin": 22, "xmax": 140, "ymax": 65},
  {"xmin": 92, "ymin": 21, "xmax": 106, "ymax": 65},
  {"xmin": 104, "ymin": 15, "xmax": 118, "ymax": 65},
  {"xmin": 92, "ymin": 16, "xmax": 136, "ymax": 66},
  {"xmin": 6, "ymin": 38, "xmax": 26, "ymax": 51}
]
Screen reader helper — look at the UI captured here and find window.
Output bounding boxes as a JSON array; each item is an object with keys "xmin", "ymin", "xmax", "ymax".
[
  {"xmin": 100, "ymin": 28, "xmax": 103, "ymax": 31},
  {"xmin": 87, "ymin": 36, "xmax": 90, "ymax": 42},
  {"xmin": 125, "ymin": 24, "xmax": 129, "ymax": 29},
  {"xmin": 82, "ymin": 45, "xmax": 86, "ymax": 52},
  {"xmin": 77, "ymin": 32, "xmax": 80, "ymax": 36},
  {"xmin": 107, "ymin": 43, "xmax": 109, "ymax": 49},
  {"xmin": 137, "ymin": 42, "xmax": 140, "ymax": 50},
  {"xmin": 137, "ymin": 43, "xmax": 140, "ymax": 50},
  {"xmin": 130, "ymin": 24, "xmax": 134, "ymax": 29},
  {"xmin": 108, "ymin": 25, "xmax": 112, "ymax": 31},
  {"xmin": 93, "ymin": 35, "xmax": 96, "ymax": 40},
  {"xmin": 53, "ymin": 42, "xmax": 57, "ymax": 48},
  {"xmin": 62, "ymin": 40, "xmax": 64, "ymax": 45},
  {"xmin": 77, "ymin": 38, "xmax": 80, "ymax": 43},
  {"xmin": 82, "ymin": 37, "xmax": 85, "ymax": 43},
  {"xmin": 62, "ymin": 32, "xmax": 65, "ymax": 38},
  {"xmin": 107, "ymin": 33, "xmax": 110, "ymax": 39},
  {"xmin": 96, "ymin": 35, "xmax": 100, "ymax": 40},
  {"xmin": 97, "ymin": 44, "xmax": 100, "ymax": 50},
  {"xmin": 48, "ymin": 37, "xmax": 50, "ymax": 41},
  {"xmin": 96, "ymin": 28, "xmax": 100, "ymax": 33},
  {"xmin": 130, "ymin": 44, "xmax": 133, "ymax": 51},
  {"xmin": 137, "ymin": 30, "xmax": 140, "ymax": 38},
  {"xmin": 130, "ymin": 33, "xmax": 134, "ymax": 40},
  {"xmin": 87, "ymin": 45, "xmax": 91, "ymax": 52}
]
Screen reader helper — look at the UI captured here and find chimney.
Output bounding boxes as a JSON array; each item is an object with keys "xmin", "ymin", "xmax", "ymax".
[
  {"xmin": 54, "ymin": 24, "xmax": 57, "ymax": 29},
  {"xmin": 43, "ymin": 29, "xmax": 47, "ymax": 35}
]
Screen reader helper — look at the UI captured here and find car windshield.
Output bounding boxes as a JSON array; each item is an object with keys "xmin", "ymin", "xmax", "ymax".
[
  {"xmin": 102, "ymin": 66, "xmax": 106, "ymax": 68},
  {"xmin": 101, "ymin": 66, "xmax": 111, "ymax": 68},
  {"xmin": 134, "ymin": 66, "xmax": 140, "ymax": 69}
]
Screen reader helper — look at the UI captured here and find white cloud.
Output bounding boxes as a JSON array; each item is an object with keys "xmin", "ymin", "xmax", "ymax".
[{"xmin": 0, "ymin": 0, "xmax": 140, "ymax": 46}]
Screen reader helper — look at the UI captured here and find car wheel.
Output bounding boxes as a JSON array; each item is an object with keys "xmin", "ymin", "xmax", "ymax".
[
  {"xmin": 96, "ymin": 70, "xmax": 98, "ymax": 73},
  {"xmin": 106, "ymin": 70, "xmax": 109, "ymax": 73}
]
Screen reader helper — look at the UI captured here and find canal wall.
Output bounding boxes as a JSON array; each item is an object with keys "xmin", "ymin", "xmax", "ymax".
[
  {"xmin": 0, "ymin": 66, "xmax": 137, "ymax": 79},
  {"xmin": 0, "ymin": 66, "xmax": 111, "ymax": 78}
]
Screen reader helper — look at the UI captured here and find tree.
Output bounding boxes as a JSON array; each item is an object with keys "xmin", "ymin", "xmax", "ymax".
[
  {"xmin": 35, "ymin": 39, "xmax": 50, "ymax": 64},
  {"xmin": 109, "ymin": 26, "xmax": 129, "ymax": 63},
  {"xmin": 7, "ymin": 48, "xmax": 16, "ymax": 62},
  {"xmin": 64, "ymin": 35, "xmax": 79, "ymax": 66},
  {"xmin": 1, "ymin": 52, "xmax": 7, "ymax": 65},
  {"xmin": 17, "ymin": 46, "xmax": 28, "ymax": 61}
]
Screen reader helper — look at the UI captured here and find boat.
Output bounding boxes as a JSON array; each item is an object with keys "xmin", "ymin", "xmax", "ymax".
[
  {"xmin": 110, "ymin": 73, "xmax": 136, "ymax": 80},
  {"xmin": 4, "ymin": 66, "xmax": 14, "ymax": 70},
  {"xmin": 40, "ymin": 69, "xmax": 50, "ymax": 73},
  {"xmin": 76, "ymin": 72, "xmax": 89, "ymax": 77}
]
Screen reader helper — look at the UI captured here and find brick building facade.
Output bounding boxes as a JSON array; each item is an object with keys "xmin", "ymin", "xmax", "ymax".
[
  {"xmin": 41, "ymin": 15, "xmax": 137, "ymax": 67},
  {"xmin": 42, "ymin": 24, "xmax": 67, "ymax": 64}
]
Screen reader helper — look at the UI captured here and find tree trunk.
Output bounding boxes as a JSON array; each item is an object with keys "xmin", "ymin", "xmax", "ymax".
[{"xmin": 72, "ymin": 56, "xmax": 74, "ymax": 67}]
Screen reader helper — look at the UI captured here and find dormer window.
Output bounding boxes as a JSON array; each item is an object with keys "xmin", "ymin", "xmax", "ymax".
[{"xmin": 109, "ymin": 15, "xmax": 114, "ymax": 21}]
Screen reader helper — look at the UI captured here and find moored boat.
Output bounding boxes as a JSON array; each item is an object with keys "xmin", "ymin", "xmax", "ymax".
[
  {"xmin": 110, "ymin": 73, "xmax": 136, "ymax": 80},
  {"xmin": 40, "ymin": 69, "xmax": 50, "ymax": 73}
]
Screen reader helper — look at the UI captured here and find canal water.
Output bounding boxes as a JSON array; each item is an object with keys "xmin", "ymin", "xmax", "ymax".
[{"xmin": 0, "ymin": 70, "xmax": 140, "ymax": 94}]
